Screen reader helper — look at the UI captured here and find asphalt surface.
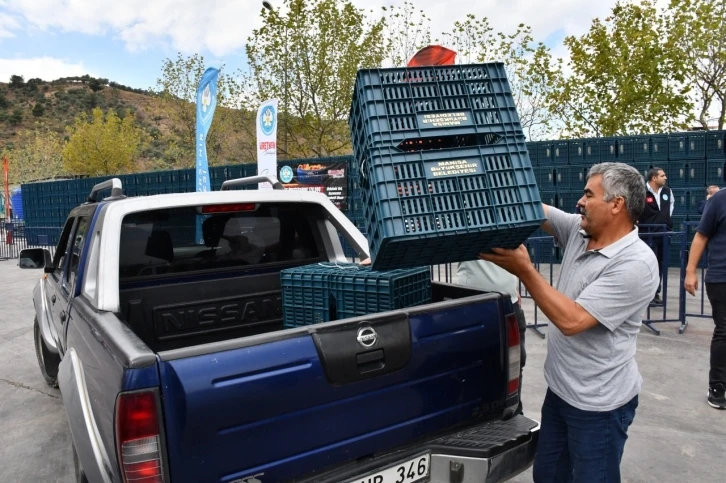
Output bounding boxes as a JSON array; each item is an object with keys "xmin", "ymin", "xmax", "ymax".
[{"xmin": 0, "ymin": 261, "xmax": 723, "ymax": 483}]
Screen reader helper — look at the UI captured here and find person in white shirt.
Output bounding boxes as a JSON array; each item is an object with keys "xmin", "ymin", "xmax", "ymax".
[{"xmin": 457, "ymin": 260, "xmax": 527, "ymax": 413}]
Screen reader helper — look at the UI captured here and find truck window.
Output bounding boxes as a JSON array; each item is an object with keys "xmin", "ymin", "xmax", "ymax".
[
  {"xmin": 67, "ymin": 216, "xmax": 91, "ymax": 288},
  {"xmin": 51, "ymin": 217, "xmax": 76, "ymax": 279},
  {"xmin": 119, "ymin": 203, "xmax": 322, "ymax": 280}
]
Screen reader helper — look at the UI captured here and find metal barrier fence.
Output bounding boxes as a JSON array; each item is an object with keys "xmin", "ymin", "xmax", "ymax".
[{"xmin": 0, "ymin": 222, "xmax": 61, "ymax": 261}]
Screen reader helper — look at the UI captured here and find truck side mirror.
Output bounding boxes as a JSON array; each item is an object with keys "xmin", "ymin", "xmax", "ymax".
[{"xmin": 18, "ymin": 248, "xmax": 53, "ymax": 271}]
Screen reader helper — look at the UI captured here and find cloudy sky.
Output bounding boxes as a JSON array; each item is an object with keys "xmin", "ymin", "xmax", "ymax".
[{"xmin": 0, "ymin": 0, "xmax": 626, "ymax": 89}]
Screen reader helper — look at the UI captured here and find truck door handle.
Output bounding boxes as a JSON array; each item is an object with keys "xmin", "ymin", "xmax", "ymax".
[
  {"xmin": 357, "ymin": 349, "xmax": 385, "ymax": 374},
  {"xmin": 51, "ymin": 295, "xmax": 56, "ymax": 304},
  {"xmin": 60, "ymin": 310, "xmax": 67, "ymax": 323}
]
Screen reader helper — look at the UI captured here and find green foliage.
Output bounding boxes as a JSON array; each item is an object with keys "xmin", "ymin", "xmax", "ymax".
[
  {"xmin": 381, "ymin": 1, "xmax": 432, "ymax": 67},
  {"xmin": 9, "ymin": 108, "xmax": 23, "ymax": 125},
  {"xmin": 152, "ymin": 52, "xmax": 244, "ymax": 167},
  {"xmin": 551, "ymin": 1, "xmax": 693, "ymax": 137},
  {"xmin": 32, "ymin": 103, "xmax": 45, "ymax": 117},
  {"xmin": 9, "ymin": 75, "xmax": 24, "ymax": 88},
  {"xmin": 668, "ymin": 0, "xmax": 726, "ymax": 130},
  {"xmin": 245, "ymin": 0, "xmax": 387, "ymax": 157},
  {"xmin": 435, "ymin": 16, "xmax": 562, "ymax": 139},
  {"xmin": 62, "ymin": 108, "xmax": 147, "ymax": 175},
  {"xmin": 0, "ymin": 92, "xmax": 9, "ymax": 109},
  {"xmin": 88, "ymin": 78, "xmax": 105, "ymax": 92},
  {"xmin": 2, "ymin": 125, "xmax": 66, "ymax": 184}
]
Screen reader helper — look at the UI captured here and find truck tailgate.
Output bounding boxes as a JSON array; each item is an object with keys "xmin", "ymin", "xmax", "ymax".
[{"xmin": 157, "ymin": 296, "xmax": 509, "ymax": 483}]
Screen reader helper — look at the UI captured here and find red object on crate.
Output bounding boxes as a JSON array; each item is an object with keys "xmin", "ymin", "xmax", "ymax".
[{"xmin": 407, "ymin": 45, "xmax": 456, "ymax": 67}]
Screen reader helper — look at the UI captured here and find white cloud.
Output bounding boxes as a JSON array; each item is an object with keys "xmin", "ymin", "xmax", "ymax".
[
  {"xmin": 1, "ymin": 0, "xmax": 620, "ymax": 58},
  {"xmin": 0, "ymin": 12, "xmax": 20, "ymax": 38},
  {"xmin": 0, "ymin": 57, "xmax": 93, "ymax": 83},
  {"xmin": 2, "ymin": 0, "xmax": 269, "ymax": 57}
]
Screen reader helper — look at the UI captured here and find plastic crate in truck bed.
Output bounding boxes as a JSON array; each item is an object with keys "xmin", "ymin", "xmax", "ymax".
[{"xmin": 280, "ymin": 263, "xmax": 431, "ymax": 328}]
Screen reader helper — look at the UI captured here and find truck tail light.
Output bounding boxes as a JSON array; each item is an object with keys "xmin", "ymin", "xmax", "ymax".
[
  {"xmin": 115, "ymin": 391, "xmax": 166, "ymax": 483},
  {"xmin": 505, "ymin": 312, "xmax": 521, "ymax": 397}
]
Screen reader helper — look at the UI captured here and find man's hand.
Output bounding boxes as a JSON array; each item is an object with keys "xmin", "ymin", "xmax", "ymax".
[
  {"xmin": 360, "ymin": 257, "xmax": 371, "ymax": 266},
  {"xmin": 684, "ymin": 271, "xmax": 699, "ymax": 296},
  {"xmin": 479, "ymin": 245, "xmax": 533, "ymax": 278}
]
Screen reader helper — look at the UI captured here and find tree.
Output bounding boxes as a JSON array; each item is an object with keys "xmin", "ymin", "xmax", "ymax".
[
  {"xmin": 668, "ymin": 0, "xmax": 726, "ymax": 130},
  {"xmin": 9, "ymin": 75, "xmax": 24, "ymax": 88},
  {"xmin": 244, "ymin": 0, "xmax": 387, "ymax": 158},
  {"xmin": 381, "ymin": 1, "xmax": 432, "ymax": 67},
  {"xmin": 88, "ymin": 78, "xmax": 105, "ymax": 92},
  {"xmin": 152, "ymin": 53, "xmax": 241, "ymax": 167},
  {"xmin": 550, "ymin": 1, "xmax": 693, "ymax": 137},
  {"xmin": 0, "ymin": 92, "xmax": 9, "ymax": 109},
  {"xmin": 32, "ymin": 103, "xmax": 45, "ymax": 117},
  {"xmin": 2, "ymin": 125, "xmax": 66, "ymax": 185},
  {"xmin": 62, "ymin": 108, "xmax": 147, "ymax": 175},
  {"xmin": 436, "ymin": 16, "xmax": 563, "ymax": 139},
  {"xmin": 9, "ymin": 108, "xmax": 23, "ymax": 125}
]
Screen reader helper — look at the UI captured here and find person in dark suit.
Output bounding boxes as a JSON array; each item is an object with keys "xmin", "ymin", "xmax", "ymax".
[
  {"xmin": 698, "ymin": 185, "xmax": 720, "ymax": 215},
  {"xmin": 638, "ymin": 167, "xmax": 673, "ymax": 305}
]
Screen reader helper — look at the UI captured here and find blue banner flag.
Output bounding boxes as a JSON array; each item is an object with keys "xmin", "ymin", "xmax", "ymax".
[
  {"xmin": 195, "ymin": 67, "xmax": 220, "ymax": 193},
  {"xmin": 195, "ymin": 67, "xmax": 220, "ymax": 243}
]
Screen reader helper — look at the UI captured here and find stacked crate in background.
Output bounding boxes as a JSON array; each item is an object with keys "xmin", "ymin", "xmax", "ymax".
[
  {"xmin": 349, "ymin": 62, "xmax": 546, "ymax": 270},
  {"xmin": 528, "ymin": 130, "xmax": 726, "ymax": 267}
]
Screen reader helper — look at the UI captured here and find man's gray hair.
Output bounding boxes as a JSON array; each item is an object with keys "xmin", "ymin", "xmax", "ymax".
[{"xmin": 587, "ymin": 162, "xmax": 646, "ymax": 222}]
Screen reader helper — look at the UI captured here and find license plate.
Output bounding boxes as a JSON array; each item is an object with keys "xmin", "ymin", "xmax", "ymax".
[{"xmin": 350, "ymin": 453, "xmax": 430, "ymax": 483}]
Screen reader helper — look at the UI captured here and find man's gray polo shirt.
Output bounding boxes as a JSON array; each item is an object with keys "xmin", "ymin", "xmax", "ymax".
[{"xmin": 545, "ymin": 207, "xmax": 659, "ymax": 411}]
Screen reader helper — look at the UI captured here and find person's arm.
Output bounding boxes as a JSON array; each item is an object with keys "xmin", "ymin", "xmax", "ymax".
[
  {"xmin": 515, "ymin": 257, "xmax": 598, "ymax": 335},
  {"xmin": 540, "ymin": 203, "xmax": 555, "ymax": 236},
  {"xmin": 684, "ymin": 233, "xmax": 708, "ymax": 295},
  {"xmin": 482, "ymin": 245, "xmax": 656, "ymax": 336},
  {"xmin": 685, "ymin": 197, "xmax": 719, "ymax": 295},
  {"xmin": 670, "ymin": 188, "xmax": 674, "ymax": 216}
]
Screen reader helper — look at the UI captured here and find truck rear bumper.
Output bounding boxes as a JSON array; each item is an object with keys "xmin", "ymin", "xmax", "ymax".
[
  {"xmin": 294, "ymin": 415, "xmax": 540, "ymax": 483},
  {"xmin": 429, "ymin": 432, "xmax": 539, "ymax": 483}
]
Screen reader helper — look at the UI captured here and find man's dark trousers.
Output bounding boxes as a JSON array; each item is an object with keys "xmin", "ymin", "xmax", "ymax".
[
  {"xmin": 533, "ymin": 389, "xmax": 638, "ymax": 483},
  {"xmin": 706, "ymin": 283, "xmax": 726, "ymax": 389}
]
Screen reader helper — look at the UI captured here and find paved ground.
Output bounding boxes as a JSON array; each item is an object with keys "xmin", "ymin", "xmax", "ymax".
[{"xmin": 0, "ymin": 261, "xmax": 723, "ymax": 482}]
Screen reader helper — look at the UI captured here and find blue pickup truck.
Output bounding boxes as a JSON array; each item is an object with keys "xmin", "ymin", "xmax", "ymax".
[{"xmin": 20, "ymin": 176, "xmax": 539, "ymax": 483}]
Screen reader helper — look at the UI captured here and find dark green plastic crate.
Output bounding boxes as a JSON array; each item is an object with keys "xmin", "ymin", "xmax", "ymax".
[
  {"xmin": 706, "ymin": 160, "xmax": 726, "ymax": 185},
  {"xmin": 669, "ymin": 161, "xmax": 704, "ymax": 187},
  {"xmin": 687, "ymin": 132, "xmax": 706, "ymax": 160},
  {"xmin": 552, "ymin": 141, "xmax": 569, "ymax": 165},
  {"xmin": 706, "ymin": 131, "xmax": 725, "ymax": 159},
  {"xmin": 360, "ymin": 142, "xmax": 545, "ymax": 271},
  {"xmin": 280, "ymin": 263, "xmax": 431, "ymax": 328},
  {"xmin": 617, "ymin": 137, "xmax": 634, "ymax": 160},
  {"xmin": 669, "ymin": 134, "xmax": 687, "ymax": 160},
  {"xmin": 350, "ymin": 62, "xmax": 525, "ymax": 152},
  {"xmin": 555, "ymin": 165, "xmax": 588, "ymax": 190},
  {"xmin": 650, "ymin": 134, "xmax": 669, "ymax": 160}
]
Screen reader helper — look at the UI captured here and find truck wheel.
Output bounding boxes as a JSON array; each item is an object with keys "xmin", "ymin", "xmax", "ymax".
[
  {"xmin": 72, "ymin": 443, "xmax": 90, "ymax": 483},
  {"xmin": 34, "ymin": 317, "xmax": 60, "ymax": 388}
]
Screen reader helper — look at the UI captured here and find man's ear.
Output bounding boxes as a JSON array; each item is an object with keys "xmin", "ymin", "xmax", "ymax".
[{"xmin": 611, "ymin": 196, "xmax": 626, "ymax": 216}]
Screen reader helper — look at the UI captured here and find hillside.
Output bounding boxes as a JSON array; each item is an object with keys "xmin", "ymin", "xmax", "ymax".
[{"xmin": 0, "ymin": 76, "xmax": 258, "ymax": 174}]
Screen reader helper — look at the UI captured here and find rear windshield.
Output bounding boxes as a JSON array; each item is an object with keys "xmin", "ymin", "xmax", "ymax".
[{"xmin": 119, "ymin": 203, "xmax": 322, "ymax": 279}]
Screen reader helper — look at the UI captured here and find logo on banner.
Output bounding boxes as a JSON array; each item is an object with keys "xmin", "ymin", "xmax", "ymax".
[
  {"xmin": 201, "ymin": 85, "xmax": 212, "ymax": 112},
  {"xmin": 260, "ymin": 105, "xmax": 276, "ymax": 136},
  {"xmin": 279, "ymin": 165, "xmax": 294, "ymax": 183}
]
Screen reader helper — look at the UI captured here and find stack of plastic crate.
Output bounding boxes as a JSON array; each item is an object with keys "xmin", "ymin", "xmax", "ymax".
[
  {"xmin": 280, "ymin": 262, "xmax": 431, "ymax": 327},
  {"xmin": 349, "ymin": 62, "xmax": 545, "ymax": 270}
]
